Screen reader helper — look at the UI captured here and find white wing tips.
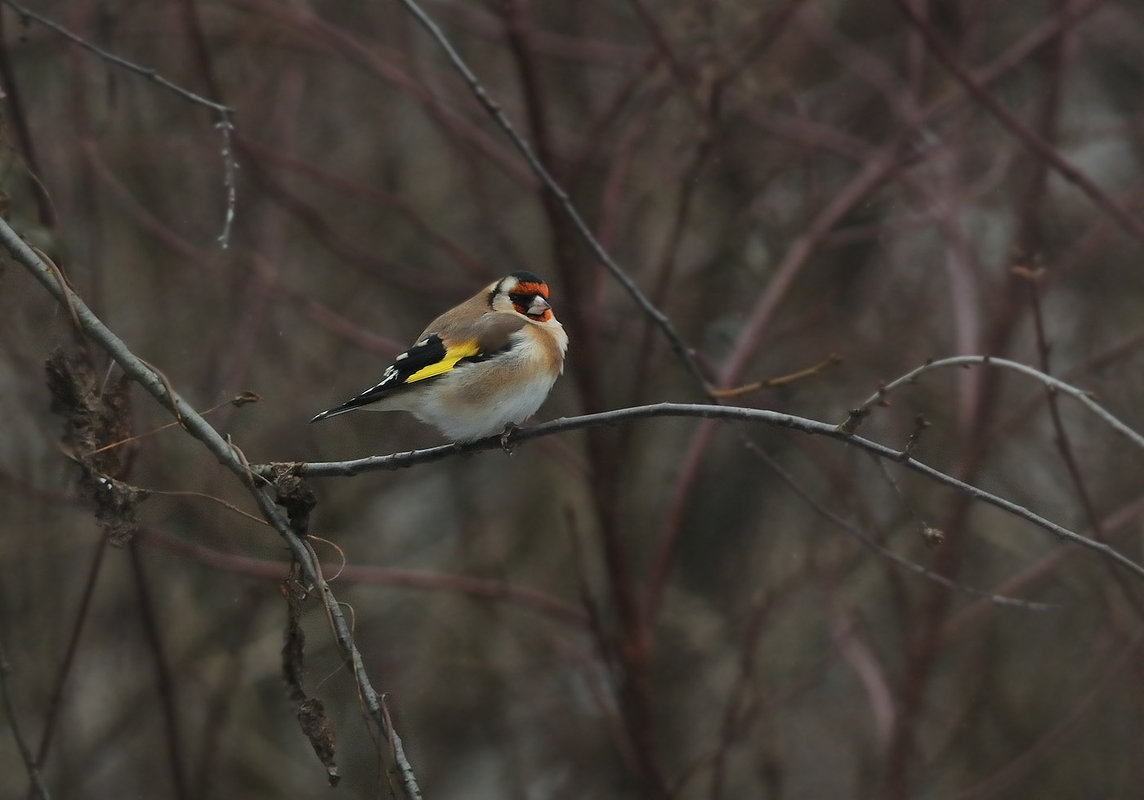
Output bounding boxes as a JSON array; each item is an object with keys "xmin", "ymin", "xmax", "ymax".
[{"xmin": 310, "ymin": 406, "xmax": 346, "ymax": 423}]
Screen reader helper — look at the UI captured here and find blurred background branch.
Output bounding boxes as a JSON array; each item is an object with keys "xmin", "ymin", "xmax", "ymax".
[{"xmin": 4, "ymin": 1, "xmax": 1144, "ymax": 798}]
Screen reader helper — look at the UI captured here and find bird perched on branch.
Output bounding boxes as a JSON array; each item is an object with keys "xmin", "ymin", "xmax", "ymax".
[{"xmin": 312, "ymin": 271, "xmax": 568, "ymax": 443}]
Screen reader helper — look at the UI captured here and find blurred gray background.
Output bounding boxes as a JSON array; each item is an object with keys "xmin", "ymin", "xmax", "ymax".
[{"xmin": 2, "ymin": 1, "xmax": 1144, "ymax": 797}]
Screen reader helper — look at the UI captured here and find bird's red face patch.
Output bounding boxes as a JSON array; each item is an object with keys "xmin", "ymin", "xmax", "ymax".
[
  {"xmin": 518, "ymin": 281, "xmax": 549, "ymax": 300},
  {"xmin": 510, "ymin": 281, "xmax": 553, "ymax": 321}
]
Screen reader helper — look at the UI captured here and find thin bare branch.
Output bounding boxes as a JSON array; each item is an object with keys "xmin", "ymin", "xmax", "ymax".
[
  {"xmin": 892, "ymin": 0, "xmax": 1144, "ymax": 245},
  {"xmin": 0, "ymin": 218, "xmax": 421, "ymax": 798},
  {"xmin": 265, "ymin": 400, "xmax": 1144, "ymax": 583},
  {"xmin": 840, "ymin": 355, "xmax": 1144, "ymax": 452},
  {"xmin": 0, "ymin": 641, "xmax": 50, "ymax": 800},
  {"xmin": 395, "ymin": 0, "xmax": 710, "ymax": 391},
  {"xmin": 128, "ymin": 543, "xmax": 190, "ymax": 800},
  {"xmin": 2, "ymin": 0, "xmax": 231, "ymax": 114},
  {"xmin": 1, "ymin": 0, "xmax": 238, "ymax": 247},
  {"xmin": 27, "ymin": 538, "xmax": 107, "ymax": 798},
  {"xmin": 748, "ymin": 442, "xmax": 1049, "ymax": 610}
]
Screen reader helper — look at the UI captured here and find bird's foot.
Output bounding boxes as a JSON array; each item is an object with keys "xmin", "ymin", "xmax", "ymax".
[{"xmin": 500, "ymin": 423, "xmax": 519, "ymax": 454}]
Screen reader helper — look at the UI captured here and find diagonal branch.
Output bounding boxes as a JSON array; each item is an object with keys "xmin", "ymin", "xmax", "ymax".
[
  {"xmin": 892, "ymin": 0, "xmax": 1144, "ymax": 245},
  {"xmin": 0, "ymin": 217, "xmax": 421, "ymax": 798},
  {"xmin": 395, "ymin": 0, "xmax": 709, "ymax": 391},
  {"xmin": 1, "ymin": 0, "xmax": 231, "ymax": 114},
  {"xmin": 1, "ymin": 0, "xmax": 238, "ymax": 247},
  {"xmin": 0, "ymin": 639, "xmax": 50, "ymax": 800}
]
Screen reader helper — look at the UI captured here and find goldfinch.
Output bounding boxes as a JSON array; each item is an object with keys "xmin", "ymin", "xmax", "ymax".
[{"xmin": 311, "ymin": 271, "xmax": 568, "ymax": 442}]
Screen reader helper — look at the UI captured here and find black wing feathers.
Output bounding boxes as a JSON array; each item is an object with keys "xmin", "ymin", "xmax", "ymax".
[
  {"xmin": 311, "ymin": 306, "xmax": 531, "ymax": 423},
  {"xmin": 310, "ymin": 335, "xmax": 448, "ymax": 421}
]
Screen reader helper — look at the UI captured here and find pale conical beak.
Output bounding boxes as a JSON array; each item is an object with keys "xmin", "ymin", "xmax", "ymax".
[{"xmin": 527, "ymin": 296, "xmax": 551, "ymax": 316}]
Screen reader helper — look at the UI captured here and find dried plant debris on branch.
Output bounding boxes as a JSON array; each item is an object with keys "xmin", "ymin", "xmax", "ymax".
[
  {"xmin": 282, "ymin": 574, "xmax": 340, "ymax": 786},
  {"xmin": 45, "ymin": 345, "xmax": 149, "ymax": 546}
]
